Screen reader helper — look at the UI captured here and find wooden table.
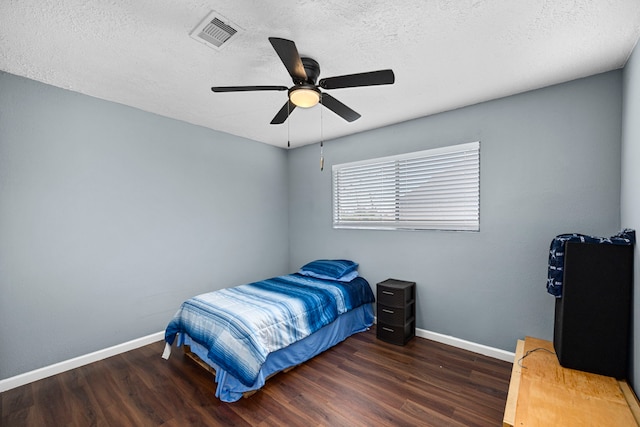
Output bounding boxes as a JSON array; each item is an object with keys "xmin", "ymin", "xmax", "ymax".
[{"xmin": 503, "ymin": 336, "xmax": 640, "ymax": 426}]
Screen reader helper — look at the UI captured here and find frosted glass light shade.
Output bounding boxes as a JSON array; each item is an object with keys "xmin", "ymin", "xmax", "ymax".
[{"xmin": 289, "ymin": 87, "xmax": 320, "ymax": 108}]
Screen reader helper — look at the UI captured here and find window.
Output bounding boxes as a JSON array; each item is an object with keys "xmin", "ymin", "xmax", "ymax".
[{"xmin": 332, "ymin": 141, "xmax": 480, "ymax": 231}]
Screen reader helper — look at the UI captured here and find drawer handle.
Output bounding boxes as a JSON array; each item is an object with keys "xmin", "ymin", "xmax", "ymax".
[
  {"xmin": 382, "ymin": 290, "xmax": 394, "ymax": 295},
  {"xmin": 382, "ymin": 327, "xmax": 395, "ymax": 332},
  {"xmin": 382, "ymin": 309, "xmax": 395, "ymax": 314}
]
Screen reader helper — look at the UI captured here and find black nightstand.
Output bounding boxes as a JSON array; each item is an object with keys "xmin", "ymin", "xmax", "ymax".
[{"xmin": 376, "ymin": 279, "xmax": 416, "ymax": 345}]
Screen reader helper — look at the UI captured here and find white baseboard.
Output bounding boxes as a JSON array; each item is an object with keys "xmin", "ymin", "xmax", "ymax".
[
  {"xmin": 0, "ymin": 331, "xmax": 164, "ymax": 393},
  {"xmin": 415, "ymin": 328, "xmax": 515, "ymax": 362},
  {"xmin": 374, "ymin": 316, "xmax": 515, "ymax": 362},
  {"xmin": 0, "ymin": 326, "xmax": 515, "ymax": 394}
]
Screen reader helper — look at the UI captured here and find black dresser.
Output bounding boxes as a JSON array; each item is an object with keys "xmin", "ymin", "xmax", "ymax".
[
  {"xmin": 553, "ymin": 242, "xmax": 633, "ymax": 378},
  {"xmin": 376, "ymin": 278, "xmax": 416, "ymax": 345}
]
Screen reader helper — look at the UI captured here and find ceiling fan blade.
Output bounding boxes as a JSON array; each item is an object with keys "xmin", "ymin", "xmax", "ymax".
[
  {"xmin": 268, "ymin": 37, "xmax": 307, "ymax": 83},
  {"xmin": 321, "ymin": 93, "xmax": 361, "ymax": 122},
  {"xmin": 319, "ymin": 69, "xmax": 395, "ymax": 90},
  {"xmin": 270, "ymin": 100, "xmax": 297, "ymax": 124},
  {"xmin": 211, "ymin": 85, "xmax": 288, "ymax": 92}
]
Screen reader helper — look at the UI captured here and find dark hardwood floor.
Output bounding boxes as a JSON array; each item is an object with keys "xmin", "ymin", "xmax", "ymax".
[{"xmin": 1, "ymin": 326, "xmax": 512, "ymax": 426}]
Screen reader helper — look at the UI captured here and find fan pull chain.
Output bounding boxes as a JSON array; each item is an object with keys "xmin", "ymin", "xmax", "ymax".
[
  {"xmin": 320, "ymin": 97, "xmax": 324, "ymax": 171},
  {"xmin": 287, "ymin": 101, "xmax": 290, "ymax": 148}
]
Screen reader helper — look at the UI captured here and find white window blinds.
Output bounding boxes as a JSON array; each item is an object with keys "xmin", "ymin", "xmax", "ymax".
[{"xmin": 332, "ymin": 141, "xmax": 480, "ymax": 231}]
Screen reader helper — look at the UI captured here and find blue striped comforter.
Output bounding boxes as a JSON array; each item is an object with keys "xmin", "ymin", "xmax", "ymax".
[{"xmin": 164, "ymin": 274, "xmax": 374, "ymax": 386}]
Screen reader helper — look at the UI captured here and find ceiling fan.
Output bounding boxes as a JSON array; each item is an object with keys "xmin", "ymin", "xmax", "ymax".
[{"xmin": 211, "ymin": 37, "xmax": 395, "ymax": 124}]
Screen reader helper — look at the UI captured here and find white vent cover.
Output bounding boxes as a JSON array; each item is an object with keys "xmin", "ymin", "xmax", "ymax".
[{"xmin": 190, "ymin": 11, "xmax": 243, "ymax": 51}]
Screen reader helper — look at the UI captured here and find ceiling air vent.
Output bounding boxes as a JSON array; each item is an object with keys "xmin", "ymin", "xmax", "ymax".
[{"xmin": 190, "ymin": 11, "xmax": 243, "ymax": 51}]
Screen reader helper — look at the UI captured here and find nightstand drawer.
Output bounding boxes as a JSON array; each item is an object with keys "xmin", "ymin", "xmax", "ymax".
[
  {"xmin": 377, "ymin": 320, "xmax": 415, "ymax": 346},
  {"xmin": 378, "ymin": 304, "xmax": 414, "ymax": 326},
  {"xmin": 377, "ymin": 279, "xmax": 415, "ymax": 307}
]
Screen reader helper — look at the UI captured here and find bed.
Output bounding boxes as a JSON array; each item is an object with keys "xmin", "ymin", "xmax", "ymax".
[{"xmin": 162, "ymin": 259, "xmax": 375, "ymax": 402}]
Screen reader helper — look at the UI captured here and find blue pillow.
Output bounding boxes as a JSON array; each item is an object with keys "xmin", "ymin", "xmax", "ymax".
[
  {"xmin": 298, "ymin": 259, "xmax": 358, "ymax": 280},
  {"xmin": 300, "ymin": 269, "xmax": 359, "ymax": 283}
]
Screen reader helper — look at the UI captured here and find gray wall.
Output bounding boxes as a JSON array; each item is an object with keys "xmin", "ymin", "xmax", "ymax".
[
  {"xmin": 0, "ymin": 67, "xmax": 628, "ymax": 383},
  {"xmin": 288, "ymin": 71, "xmax": 623, "ymax": 352},
  {"xmin": 622, "ymin": 42, "xmax": 640, "ymax": 391},
  {"xmin": 0, "ymin": 72, "xmax": 289, "ymax": 380}
]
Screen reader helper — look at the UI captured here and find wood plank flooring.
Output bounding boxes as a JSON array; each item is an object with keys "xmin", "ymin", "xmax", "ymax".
[{"xmin": 1, "ymin": 326, "xmax": 512, "ymax": 426}]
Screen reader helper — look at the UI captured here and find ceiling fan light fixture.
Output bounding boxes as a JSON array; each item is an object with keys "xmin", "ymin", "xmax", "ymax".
[
  {"xmin": 211, "ymin": 37, "xmax": 395, "ymax": 124},
  {"xmin": 289, "ymin": 86, "xmax": 320, "ymax": 108}
]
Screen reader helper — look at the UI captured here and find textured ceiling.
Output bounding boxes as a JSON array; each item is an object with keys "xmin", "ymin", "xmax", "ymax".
[{"xmin": 1, "ymin": 0, "xmax": 640, "ymax": 148}]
